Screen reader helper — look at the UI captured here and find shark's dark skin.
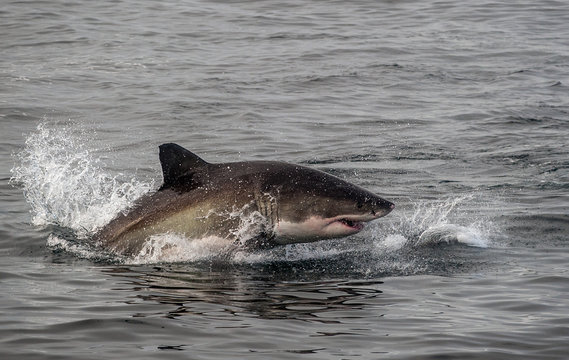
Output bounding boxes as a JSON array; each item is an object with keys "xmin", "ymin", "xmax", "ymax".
[{"xmin": 94, "ymin": 143, "xmax": 394, "ymax": 257}]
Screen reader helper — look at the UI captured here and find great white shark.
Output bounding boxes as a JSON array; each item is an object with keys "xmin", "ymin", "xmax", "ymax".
[{"xmin": 94, "ymin": 143, "xmax": 394, "ymax": 256}]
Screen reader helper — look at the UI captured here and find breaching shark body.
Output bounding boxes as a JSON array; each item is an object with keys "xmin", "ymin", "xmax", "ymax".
[{"xmin": 94, "ymin": 143, "xmax": 394, "ymax": 256}]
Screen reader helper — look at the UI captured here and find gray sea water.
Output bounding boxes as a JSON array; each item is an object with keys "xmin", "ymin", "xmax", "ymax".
[{"xmin": 2, "ymin": 0, "xmax": 569, "ymax": 359}]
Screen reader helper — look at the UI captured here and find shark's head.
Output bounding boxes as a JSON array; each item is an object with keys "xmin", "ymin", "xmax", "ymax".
[{"xmin": 269, "ymin": 165, "xmax": 394, "ymax": 244}]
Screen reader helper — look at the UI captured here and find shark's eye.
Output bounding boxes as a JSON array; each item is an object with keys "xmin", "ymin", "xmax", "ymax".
[{"xmin": 357, "ymin": 203, "xmax": 363, "ymax": 209}]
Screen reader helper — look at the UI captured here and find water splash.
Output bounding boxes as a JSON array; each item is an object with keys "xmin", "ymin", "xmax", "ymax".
[
  {"xmin": 372, "ymin": 194, "xmax": 495, "ymax": 251},
  {"xmin": 417, "ymin": 224, "xmax": 487, "ymax": 247},
  {"xmin": 10, "ymin": 120, "xmax": 155, "ymax": 239},
  {"xmin": 131, "ymin": 234, "xmax": 237, "ymax": 264}
]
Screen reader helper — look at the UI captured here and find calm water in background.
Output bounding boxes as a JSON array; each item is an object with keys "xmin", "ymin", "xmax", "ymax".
[{"xmin": 1, "ymin": 0, "xmax": 569, "ymax": 359}]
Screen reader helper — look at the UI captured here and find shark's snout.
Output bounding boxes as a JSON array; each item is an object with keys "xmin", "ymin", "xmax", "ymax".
[
  {"xmin": 368, "ymin": 197, "xmax": 395, "ymax": 218},
  {"xmin": 384, "ymin": 200, "xmax": 395, "ymax": 213}
]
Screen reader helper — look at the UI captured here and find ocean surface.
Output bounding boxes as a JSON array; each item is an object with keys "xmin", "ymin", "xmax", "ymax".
[{"xmin": 1, "ymin": 0, "xmax": 568, "ymax": 359}]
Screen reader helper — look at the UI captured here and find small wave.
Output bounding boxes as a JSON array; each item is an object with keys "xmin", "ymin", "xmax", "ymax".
[
  {"xmin": 46, "ymin": 234, "xmax": 115, "ymax": 263},
  {"xmin": 417, "ymin": 224, "xmax": 488, "ymax": 247}
]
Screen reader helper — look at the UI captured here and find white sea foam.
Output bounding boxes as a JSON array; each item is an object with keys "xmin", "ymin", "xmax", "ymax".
[{"xmin": 377, "ymin": 234, "xmax": 408, "ymax": 251}]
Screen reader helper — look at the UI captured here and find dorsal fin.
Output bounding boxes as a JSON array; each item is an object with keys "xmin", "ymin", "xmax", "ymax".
[{"xmin": 158, "ymin": 143, "xmax": 208, "ymax": 189}]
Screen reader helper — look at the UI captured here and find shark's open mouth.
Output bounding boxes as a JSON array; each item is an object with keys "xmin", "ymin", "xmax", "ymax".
[{"xmin": 338, "ymin": 218, "xmax": 364, "ymax": 231}]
